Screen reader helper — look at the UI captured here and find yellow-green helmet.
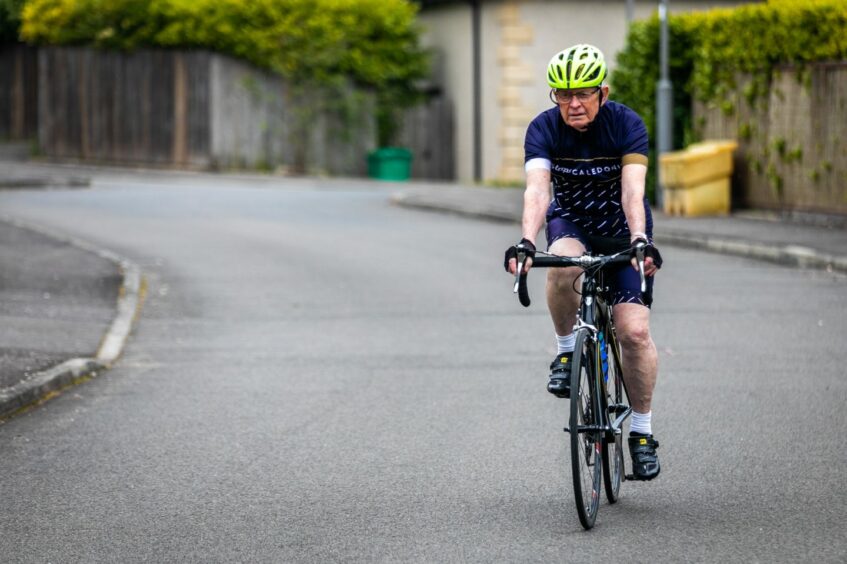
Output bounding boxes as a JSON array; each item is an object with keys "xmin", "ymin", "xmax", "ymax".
[{"xmin": 547, "ymin": 44, "xmax": 607, "ymax": 89}]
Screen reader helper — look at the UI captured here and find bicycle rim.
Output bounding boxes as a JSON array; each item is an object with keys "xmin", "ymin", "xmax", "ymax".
[
  {"xmin": 602, "ymin": 334, "xmax": 624, "ymax": 503},
  {"xmin": 570, "ymin": 332, "xmax": 602, "ymax": 529}
]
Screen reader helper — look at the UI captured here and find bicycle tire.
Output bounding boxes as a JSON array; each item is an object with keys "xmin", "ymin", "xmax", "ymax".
[
  {"xmin": 601, "ymin": 327, "xmax": 625, "ymax": 504},
  {"xmin": 570, "ymin": 330, "xmax": 603, "ymax": 530}
]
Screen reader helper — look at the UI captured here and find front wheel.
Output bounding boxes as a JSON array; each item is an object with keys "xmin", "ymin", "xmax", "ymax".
[
  {"xmin": 570, "ymin": 331, "xmax": 603, "ymax": 530},
  {"xmin": 601, "ymin": 328, "xmax": 626, "ymax": 503}
]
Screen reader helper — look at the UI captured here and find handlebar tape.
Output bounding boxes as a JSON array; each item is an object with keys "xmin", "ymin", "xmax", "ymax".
[
  {"xmin": 518, "ymin": 273, "xmax": 531, "ymax": 307},
  {"xmin": 517, "ymin": 253, "xmax": 645, "ymax": 307}
]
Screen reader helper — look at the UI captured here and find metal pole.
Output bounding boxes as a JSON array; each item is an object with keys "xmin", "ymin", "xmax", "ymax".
[
  {"xmin": 626, "ymin": 0, "xmax": 635, "ymax": 24},
  {"xmin": 472, "ymin": 0, "xmax": 482, "ymax": 182},
  {"xmin": 655, "ymin": 0, "xmax": 673, "ymax": 210}
]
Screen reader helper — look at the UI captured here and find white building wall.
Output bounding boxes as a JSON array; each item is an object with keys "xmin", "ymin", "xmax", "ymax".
[
  {"xmin": 419, "ymin": 0, "xmax": 756, "ymax": 183},
  {"xmin": 417, "ymin": 6, "xmax": 474, "ymax": 181}
]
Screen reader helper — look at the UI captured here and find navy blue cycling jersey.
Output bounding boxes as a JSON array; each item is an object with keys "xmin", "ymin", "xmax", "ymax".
[{"xmin": 524, "ymin": 101, "xmax": 651, "ymax": 238}]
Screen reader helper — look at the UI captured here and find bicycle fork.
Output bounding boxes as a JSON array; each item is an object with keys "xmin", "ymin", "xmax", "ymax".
[
  {"xmin": 563, "ymin": 318, "xmax": 601, "ymax": 437},
  {"xmin": 564, "ymin": 315, "xmax": 629, "ymax": 442}
]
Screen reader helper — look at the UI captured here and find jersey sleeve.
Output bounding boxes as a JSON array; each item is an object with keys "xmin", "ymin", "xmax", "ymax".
[
  {"xmin": 620, "ymin": 108, "xmax": 649, "ymax": 167},
  {"xmin": 524, "ymin": 112, "xmax": 554, "ymax": 163}
]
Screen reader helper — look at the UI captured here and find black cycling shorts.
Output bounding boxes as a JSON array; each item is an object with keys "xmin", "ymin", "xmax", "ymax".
[{"xmin": 546, "ymin": 216, "xmax": 654, "ymax": 307}]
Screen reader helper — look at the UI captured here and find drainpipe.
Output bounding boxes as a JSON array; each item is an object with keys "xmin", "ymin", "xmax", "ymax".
[
  {"xmin": 656, "ymin": 0, "xmax": 673, "ymax": 209},
  {"xmin": 472, "ymin": 0, "xmax": 482, "ymax": 182}
]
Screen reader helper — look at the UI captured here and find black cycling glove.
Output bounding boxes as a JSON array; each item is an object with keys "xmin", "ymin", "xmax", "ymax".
[
  {"xmin": 503, "ymin": 238, "xmax": 536, "ymax": 272},
  {"xmin": 629, "ymin": 237, "xmax": 664, "ymax": 269}
]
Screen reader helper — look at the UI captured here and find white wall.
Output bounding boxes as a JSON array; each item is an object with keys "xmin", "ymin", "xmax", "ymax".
[
  {"xmin": 417, "ymin": 5, "xmax": 474, "ymax": 181},
  {"xmin": 419, "ymin": 0, "xmax": 757, "ymax": 183}
]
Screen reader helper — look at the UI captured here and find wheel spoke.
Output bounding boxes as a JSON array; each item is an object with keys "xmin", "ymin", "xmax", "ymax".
[
  {"xmin": 602, "ymin": 328, "xmax": 627, "ymax": 504},
  {"xmin": 570, "ymin": 332, "xmax": 602, "ymax": 529}
]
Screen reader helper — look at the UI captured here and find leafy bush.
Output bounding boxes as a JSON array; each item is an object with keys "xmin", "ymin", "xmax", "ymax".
[
  {"xmin": 0, "ymin": 0, "xmax": 25, "ymax": 43},
  {"xmin": 689, "ymin": 0, "xmax": 847, "ymax": 103},
  {"xmin": 612, "ymin": 12, "xmax": 699, "ymax": 149},
  {"xmin": 21, "ymin": 0, "xmax": 427, "ymax": 87},
  {"xmin": 611, "ymin": 0, "xmax": 847, "ymax": 197},
  {"xmin": 20, "ymin": 0, "xmax": 429, "ymax": 145}
]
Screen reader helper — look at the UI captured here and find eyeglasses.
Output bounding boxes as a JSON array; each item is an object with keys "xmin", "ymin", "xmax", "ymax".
[{"xmin": 550, "ymin": 88, "xmax": 601, "ymax": 104}]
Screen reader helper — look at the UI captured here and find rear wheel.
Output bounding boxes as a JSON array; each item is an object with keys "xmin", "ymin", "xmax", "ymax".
[
  {"xmin": 601, "ymin": 328, "xmax": 626, "ymax": 503},
  {"xmin": 570, "ymin": 331, "xmax": 603, "ymax": 530}
]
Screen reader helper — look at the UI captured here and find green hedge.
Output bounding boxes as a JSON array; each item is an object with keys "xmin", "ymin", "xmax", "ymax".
[
  {"xmin": 612, "ymin": 12, "xmax": 699, "ymax": 150},
  {"xmin": 21, "ymin": 0, "xmax": 427, "ymax": 88},
  {"xmin": 0, "ymin": 0, "xmax": 24, "ymax": 43},
  {"xmin": 688, "ymin": 0, "xmax": 847, "ymax": 114},
  {"xmin": 20, "ymin": 0, "xmax": 429, "ymax": 144},
  {"xmin": 611, "ymin": 0, "xmax": 847, "ymax": 197}
]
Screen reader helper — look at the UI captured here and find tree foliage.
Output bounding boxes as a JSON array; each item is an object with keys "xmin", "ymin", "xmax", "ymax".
[
  {"xmin": 611, "ymin": 0, "xmax": 847, "ymax": 200},
  {"xmin": 612, "ymin": 0, "xmax": 847, "ymax": 149},
  {"xmin": 0, "ymin": 0, "xmax": 25, "ymax": 43},
  {"xmin": 20, "ymin": 0, "xmax": 428, "ymax": 91},
  {"xmin": 20, "ymin": 0, "xmax": 429, "ymax": 145}
]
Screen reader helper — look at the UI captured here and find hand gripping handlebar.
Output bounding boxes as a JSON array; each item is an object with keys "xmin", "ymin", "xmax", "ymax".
[{"xmin": 512, "ymin": 250, "xmax": 643, "ymax": 308}]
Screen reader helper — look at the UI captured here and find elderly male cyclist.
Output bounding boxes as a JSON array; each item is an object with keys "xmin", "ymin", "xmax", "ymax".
[{"xmin": 504, "ymin": 44, "xmax": 663, "ymax": 481}]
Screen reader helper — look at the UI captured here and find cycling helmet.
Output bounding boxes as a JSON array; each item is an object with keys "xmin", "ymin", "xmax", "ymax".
[{"xmin": 547, "ymin": 44, "xmax": 607, "ymax": 89}]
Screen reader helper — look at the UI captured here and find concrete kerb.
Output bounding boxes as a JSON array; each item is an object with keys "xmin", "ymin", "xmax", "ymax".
[
  {"xmin": 389, "ymin": 190, "xmax": 517, "ymax": 223},
  {"xmin": 390, "ymin": 189, "xmax": 847, "ymax": 274},
  {"xmin": 0, "ymin": 216, "xmax": 144, "ymax": 420},
  {"xmin": 654, "ymin": 232, "xmax": 847, "ymax": 274},
  {"xmin": 0, "ymin": 176, "xmax": 91, "ymax": 189}
]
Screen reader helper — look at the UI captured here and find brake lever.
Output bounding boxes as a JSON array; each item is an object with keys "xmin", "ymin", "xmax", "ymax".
[
  {"xmin": 513, "ymin": 250, "xmax": 526, "ymax": 293},
  {"xmin": 635, "ymin": 244, "xmax": 647, "ymax": 293}
]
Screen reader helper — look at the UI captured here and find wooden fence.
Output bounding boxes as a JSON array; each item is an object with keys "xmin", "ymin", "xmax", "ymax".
[
  {"xmin": 4, "ymin": 45, "xmax": 454, "ymax": 179},
  {"xmin": 0, "ymin": 44, "xmax": 38, "ymax": 141},
  {"xmin": 399, "ymin": 95, "xmax": 454, "ymax": 180},
  {"xmin": 38, "ymin": 48, "xmax": 211, "ymax": 166},
  {"xmin": 694, "ymin": 63, "xmax": 847, "ymax": 214}
]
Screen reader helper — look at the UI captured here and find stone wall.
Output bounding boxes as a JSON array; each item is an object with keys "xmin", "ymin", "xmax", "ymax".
[
  {"xmin": 24, "ymin": 46, "xmax": 455, "ymax": 178},
  {"xmin": 694, "ymin": 63, "xmax": 847, "ymax": 214},
  {"xmin": 495, "ymin": 2, "xmax": 535, "ymax": 182},
  {"xmin": 206, "ymin": 55, "xmax": 378, "ymax": 175},
  {"xmin": 35, "ymin": 46, "xmax": 380, "ymax": 175}
]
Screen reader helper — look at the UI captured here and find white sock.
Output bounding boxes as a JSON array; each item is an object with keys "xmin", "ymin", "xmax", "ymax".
[
  {"xmin": 629, "ymin": 409, "xmax": 653, "ymax": 435},
  {"xmin": 630, "ymin": 410, "xmax": 652, "ymax": 435},
  {"xmin": 556, "ymin": 333, "xmax": 575, "ymax": 355}
]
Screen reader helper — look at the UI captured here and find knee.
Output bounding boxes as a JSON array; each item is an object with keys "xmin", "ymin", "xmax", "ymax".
[
  {"xmin": 548, "ymin": 266, "xmax": 581, "ymax": 291},
  {"xmin": 617, "ymin": 324, "xmax": 652, "ymax": 351}
]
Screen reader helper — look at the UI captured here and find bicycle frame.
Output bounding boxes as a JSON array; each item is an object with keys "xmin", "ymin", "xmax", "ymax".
[
  {"xmin": 575, "ymin": 269, "xmax": 631, "ymax": 442},
  {"xmin": 515, "ymin": 251, "xmax": 635, "ymax": 440},
  {"xmin": 511, "ymin": 246, "xmax": 648, "ymax": 527}
]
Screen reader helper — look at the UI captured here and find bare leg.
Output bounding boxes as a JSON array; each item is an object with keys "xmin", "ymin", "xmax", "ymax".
[
  {"xmin": 611, "ymin": 303, "xmax": 658, "ymax": 414},
  {"xmin": 546, "ymin": 237, "xmax": 586, "ymax": 336}
]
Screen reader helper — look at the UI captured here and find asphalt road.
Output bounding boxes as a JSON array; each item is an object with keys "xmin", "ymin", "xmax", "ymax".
[
  {"xmin": 0, "ymin": 221, "xmax": 119, "ymax": 389},
  {"xmin": 1, "ymin": 171, "xmax": 845, "ymax": 562}
]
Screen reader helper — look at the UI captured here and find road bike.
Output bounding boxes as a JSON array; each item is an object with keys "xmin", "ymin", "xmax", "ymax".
[{"xmin": 511, "ymin": 245, "xmax": 649, "ymax": 529}]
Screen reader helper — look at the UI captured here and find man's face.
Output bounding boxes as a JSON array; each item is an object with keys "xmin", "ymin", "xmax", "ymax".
[{"xmin": 554, "ymin": 85, "xmax": 609, "ymax": 131}]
